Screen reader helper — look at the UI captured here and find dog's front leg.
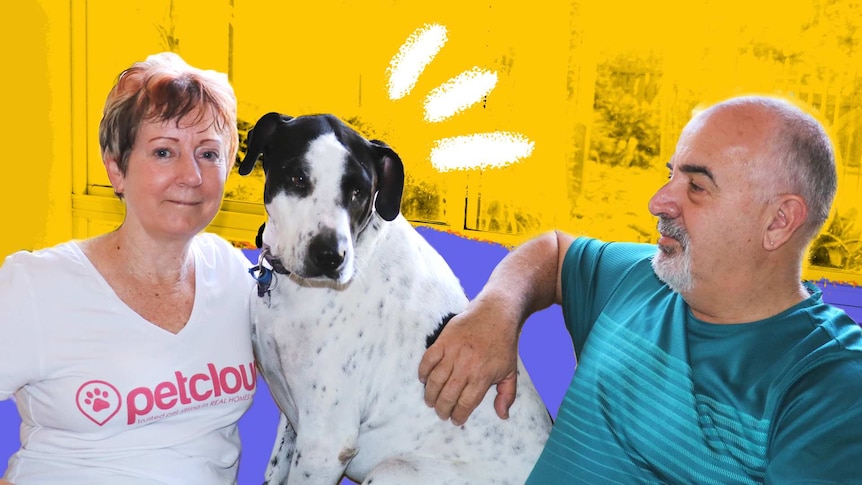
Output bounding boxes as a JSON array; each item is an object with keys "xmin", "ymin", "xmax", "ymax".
[
  {"xmin": 263, "ymin": 413, "xmax": 296, "ymax": 485},
  {"xmin": 286, "ymin": 424, "xmax": 359, "ymax": 485}
]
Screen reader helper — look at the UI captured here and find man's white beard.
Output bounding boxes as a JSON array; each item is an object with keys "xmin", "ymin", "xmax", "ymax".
[{"xmin": 652, "ymin": 217, "xmax": 694, "ymax": 293}]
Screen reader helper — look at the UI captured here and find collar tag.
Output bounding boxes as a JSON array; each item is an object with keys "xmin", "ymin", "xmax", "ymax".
[
  {"xmin": 249, "ymin": 251, "xmax": 276, "ymax": 299},
  {"xmin": 249, "ymin": 264, "xmax": 273, "ymax": 297}
]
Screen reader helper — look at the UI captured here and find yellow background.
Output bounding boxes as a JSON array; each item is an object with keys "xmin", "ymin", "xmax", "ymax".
[{"xmin": 2, "ymin": 0, "xmax": 861, "ymax": 284}]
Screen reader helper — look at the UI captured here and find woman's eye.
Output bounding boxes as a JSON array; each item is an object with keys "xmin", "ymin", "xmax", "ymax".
[
  {"xmin": 155, "ymin": 148, "xmax": 171, "ymax": 158},
  {"xmin": 200, "ymin": 150, "xmax": 220, "ymax": 161}
]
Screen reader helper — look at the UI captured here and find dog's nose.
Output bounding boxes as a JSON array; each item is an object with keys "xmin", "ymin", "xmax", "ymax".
[
  {"xmin": 311, "ymin": 248, "xmax": 345, "ymax": 272},
  {"xmin": 309, "ymin": 234, "xmax": 346, "ymax": 273}
]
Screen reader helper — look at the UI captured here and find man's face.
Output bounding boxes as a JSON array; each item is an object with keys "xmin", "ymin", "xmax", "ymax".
[{"xmin": 647, "ymin": 107, "xmax": 775, "ymax": 295}]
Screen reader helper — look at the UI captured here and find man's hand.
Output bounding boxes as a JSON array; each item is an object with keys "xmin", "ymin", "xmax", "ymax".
[
  {"xmin": 418, "ymin": 298, "xmax": 520, "ymax": 426},
  {"xmin": 419, "ymin": 230, "xmax": 570, "ymax": 426}
]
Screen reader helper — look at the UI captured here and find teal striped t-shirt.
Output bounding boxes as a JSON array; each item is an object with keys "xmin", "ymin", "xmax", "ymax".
[{"xmin": 526, "ymin": 237, "xmax": 862, "ymax": 484}]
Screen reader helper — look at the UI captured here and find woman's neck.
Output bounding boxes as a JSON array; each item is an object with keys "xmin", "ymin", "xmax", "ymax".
[{"xmin": 90, "ymin": 225, "xmax": 195, "ymax": 284}]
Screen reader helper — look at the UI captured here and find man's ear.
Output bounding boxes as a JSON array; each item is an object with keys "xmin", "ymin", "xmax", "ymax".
[
  {"xmin": 104, "ymin": 157, "xmax": 126, "ymax": 197},
  {"xmin": 764, "ymin": 195, "xmax": 808, "ymax": 250}
]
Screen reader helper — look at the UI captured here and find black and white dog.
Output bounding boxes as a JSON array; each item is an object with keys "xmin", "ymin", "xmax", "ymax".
[{"xmin": 239, "ymin": 113, "xmax": 551, "ymax": 485}]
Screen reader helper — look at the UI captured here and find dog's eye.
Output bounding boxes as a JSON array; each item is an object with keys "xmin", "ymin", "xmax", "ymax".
[
  {"xmin": 290, "ymin": 175, "xmax": 307, "ymax": 189},
  {"xmin": 351, "ymin": 188, "xmax": 362, "ymax": 201}
]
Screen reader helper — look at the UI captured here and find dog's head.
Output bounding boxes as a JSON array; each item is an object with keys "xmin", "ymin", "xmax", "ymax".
[{"xmin": 239, "ymin": 112, "xmax": 405, "ymax": 284}]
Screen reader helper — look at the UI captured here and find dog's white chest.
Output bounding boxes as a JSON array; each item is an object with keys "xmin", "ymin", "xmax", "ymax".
[{"xmin": 238, "ymin": 111, "xmax": 550, "ymax": 484}]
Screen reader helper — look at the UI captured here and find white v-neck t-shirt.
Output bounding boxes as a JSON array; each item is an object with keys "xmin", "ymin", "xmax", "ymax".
[{"xmin": 0, "ymin": 233, "xmax": 257, "ymax": 484}]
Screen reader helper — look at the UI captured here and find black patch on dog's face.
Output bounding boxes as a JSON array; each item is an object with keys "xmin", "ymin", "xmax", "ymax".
[
  {"xmin": 239, "ymin": 113, "xmax": 406, "ymax": 281},
  {"xmin": 340, "ymin": 151, "xmax": 375, "ymax": 235},
  {"xmin": 257, "ymin": 118, "xmax": 324, "ymax": 205},
  {"xmin": 240, "ymin": 112, "xmax": 404, "ymax": 225},
  {"xmin": 266, "ymin": 157, "xmax": 313, "ymax": 203},
  {"xmin": 250, "ymin": 115, "xmax": 380, "ymax": 222}
]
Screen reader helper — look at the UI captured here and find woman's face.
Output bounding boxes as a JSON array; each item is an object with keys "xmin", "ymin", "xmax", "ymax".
[{"xmin": 106, "ymin": 112, "xmax": 229, "ymax": 242}]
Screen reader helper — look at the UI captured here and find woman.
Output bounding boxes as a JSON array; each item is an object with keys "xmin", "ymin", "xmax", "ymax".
[{"xmin": 0, "ymin": 52, "xmax": 256, "ymax": 484}]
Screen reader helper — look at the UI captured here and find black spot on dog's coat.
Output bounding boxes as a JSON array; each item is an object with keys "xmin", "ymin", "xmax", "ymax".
[{"xmin": 425, "ymin": 313, "xmax": 456, "ymax": 349}]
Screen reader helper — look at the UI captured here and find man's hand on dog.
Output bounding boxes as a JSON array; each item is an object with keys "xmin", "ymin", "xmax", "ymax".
[{"xmin": 419, "ymin": 296, "xmax": 520, "ymax": 426}]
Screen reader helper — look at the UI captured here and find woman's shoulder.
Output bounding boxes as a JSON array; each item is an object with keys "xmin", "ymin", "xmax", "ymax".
[
  {"xmin": 1, "ymin": 241, "xmax": 87, "ymax": 276},
  {"xmin": 194, "ymin": 231, "xmax": 232, "ymax": 249},
  {"xmin": 193, "ymin": 232, "xmax": 246, "ymax": 255},
  {"xmin": 192, "ymin": 232, "xmax": 254, "ymax": 272}
]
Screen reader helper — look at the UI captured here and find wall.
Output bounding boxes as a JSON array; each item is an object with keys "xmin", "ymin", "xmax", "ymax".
[
  {"xmin": 2, "ymin": 2, "xmax": 861, "ymax": 484},
  {"xmin": 0, "ymin": 1, "xmax": 73, "ymax": 257},
  {"xmin": 3, "ymin": 0, "xmax": 862, "ymax": 284}
]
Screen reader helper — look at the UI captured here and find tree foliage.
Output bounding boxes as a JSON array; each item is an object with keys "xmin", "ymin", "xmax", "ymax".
[{"xmin": 590, "ymin": 52, "xmax": 662, "ymax": 169}]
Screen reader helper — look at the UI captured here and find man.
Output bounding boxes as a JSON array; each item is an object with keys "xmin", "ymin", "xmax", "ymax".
[{"xmin": 419, "ymin": 95, "xmax": 862, "ymax": 483}]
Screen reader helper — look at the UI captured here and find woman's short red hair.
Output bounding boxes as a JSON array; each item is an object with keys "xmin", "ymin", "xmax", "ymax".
[{"xmin": 98, "ymin": 52, "xmax": 238, "ymax": 175}]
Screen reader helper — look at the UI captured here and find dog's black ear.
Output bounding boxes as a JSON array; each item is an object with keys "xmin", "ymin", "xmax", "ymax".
[
  {"xmin": 370, "ymin": 140, "xmax": 405, "ymax": 222},
  {"xmin": 238, "ymin": 112, "xmax": 292, "ymax": 176},
  {"xmin": 255, "ymin": 222, "xmax": 265, "ymax": 249}
]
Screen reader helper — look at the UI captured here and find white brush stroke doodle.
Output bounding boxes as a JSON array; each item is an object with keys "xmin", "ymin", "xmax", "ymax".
[
  {"xmin": 387, "ymin": 24, "xmax": 536, "ymax": 171},
  {"xmin": 430, "ymin": 132, "xmax": 535, "ymax": 172},
  {"xmin": 424, "ymin": 67, "xmax": 498, "ymax": 122},
  {"xmin": 387, "ymin": 24, "xmax": 448, "ymax": 100}
]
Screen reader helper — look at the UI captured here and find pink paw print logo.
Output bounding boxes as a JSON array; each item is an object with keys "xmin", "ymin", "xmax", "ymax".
[
  {"xmin": 76, "ymin": 380, "xmax": 122, "ymax": 426},
  {"xmin": 86, "ymin": 388, "xmax": 111, "ymax": 412}
]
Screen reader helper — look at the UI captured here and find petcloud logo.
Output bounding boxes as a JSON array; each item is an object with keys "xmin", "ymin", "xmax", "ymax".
[{"xmin": 75, "ymin": 362, "xmax": 256, "ymax": 426}]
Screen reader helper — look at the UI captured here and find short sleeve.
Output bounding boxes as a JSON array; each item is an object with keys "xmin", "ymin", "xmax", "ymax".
[
  {"xmin": 560, "ymin": 237, "xmax": 655, "ymax": 354},
  {"xmin": 0, "ymin": 253, "xmax": 42, "ymax": 400},
  {"xmin": 766, "ymin": 356, "xmax": 862, "ymax": 483}
]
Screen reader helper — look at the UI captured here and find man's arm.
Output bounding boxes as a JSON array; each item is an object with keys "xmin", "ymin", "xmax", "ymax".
[{"xmin": 418, "ymin": 230, "xmax": 574, "ymax": 425}]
